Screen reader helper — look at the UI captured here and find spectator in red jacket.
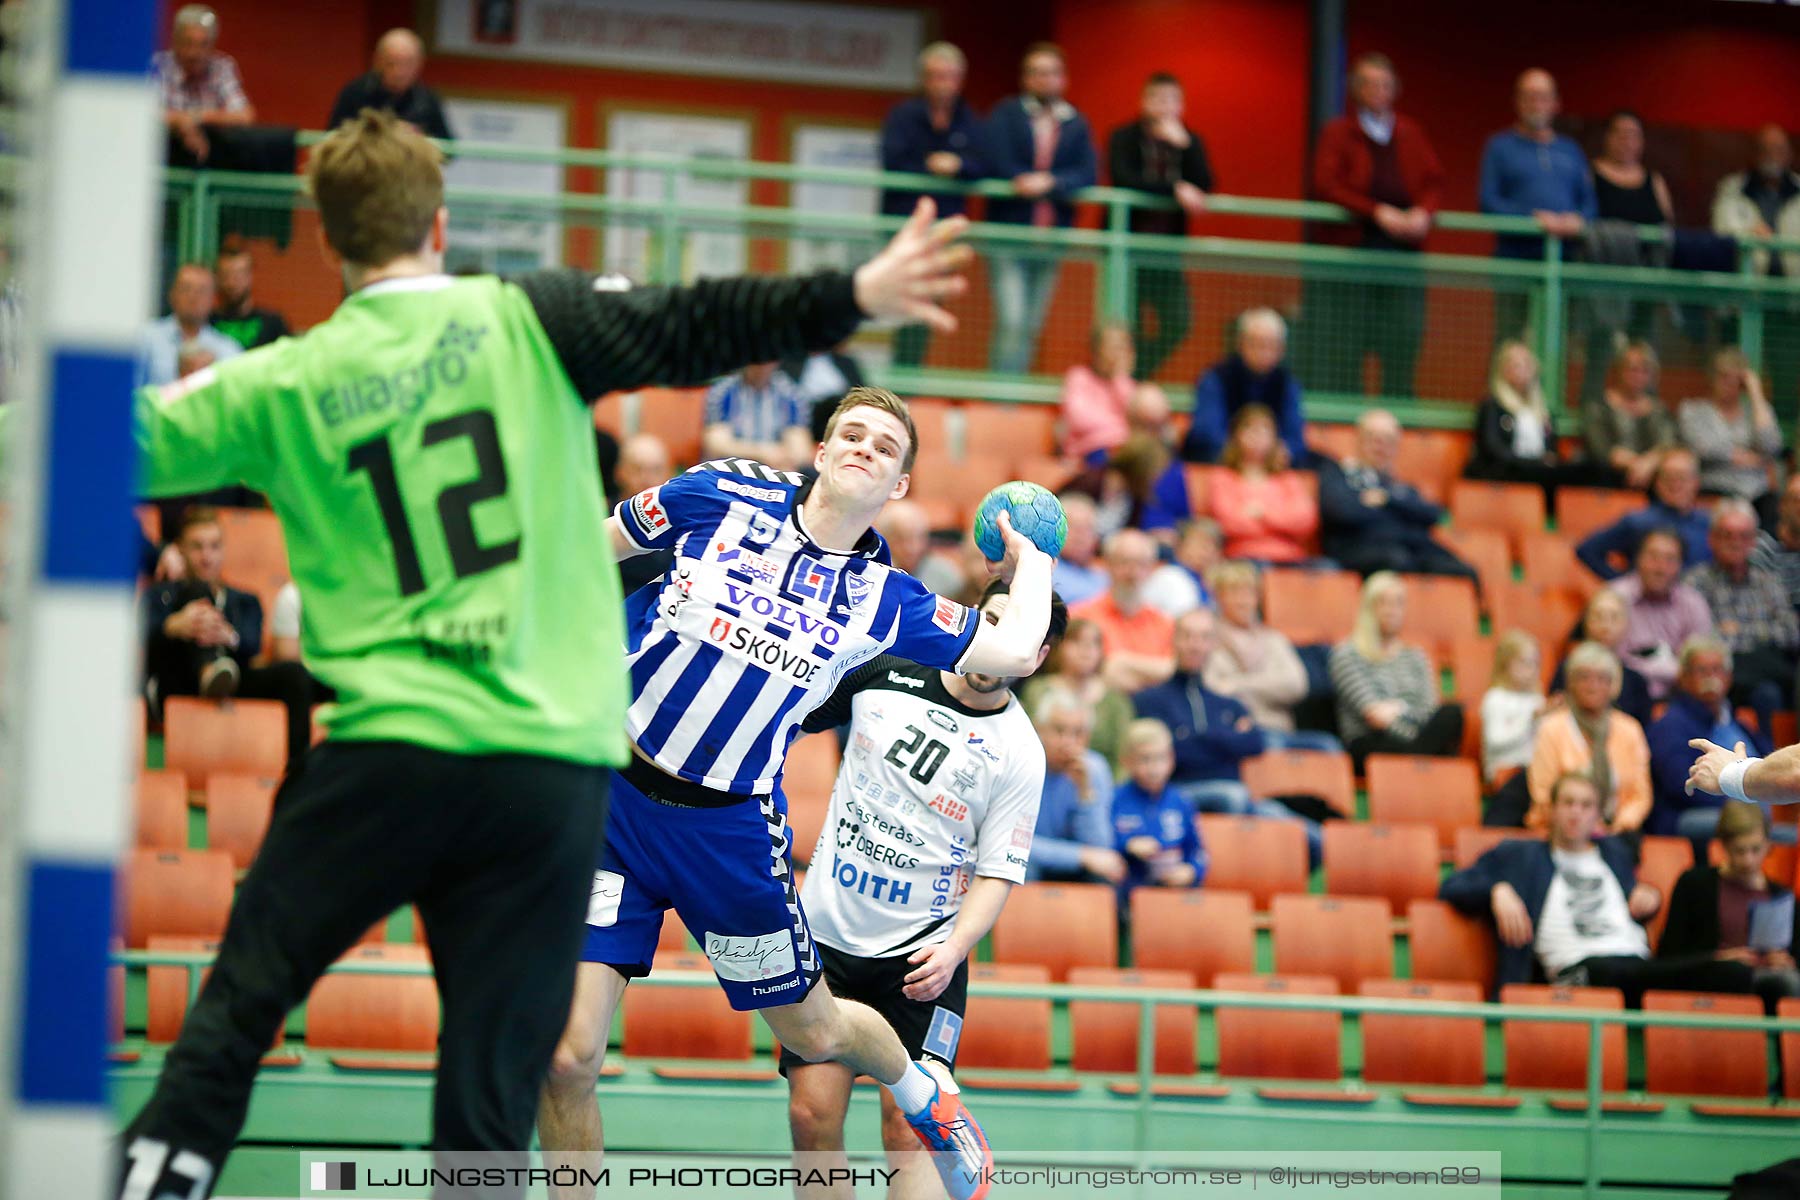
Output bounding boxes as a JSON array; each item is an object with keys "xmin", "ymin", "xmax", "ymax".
[{"xmin": 1303, "ymin": 52, "xmax": 1444, "ymax": 401}]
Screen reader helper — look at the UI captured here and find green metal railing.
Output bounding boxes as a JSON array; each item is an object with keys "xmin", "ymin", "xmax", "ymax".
[
  {"xmin": 163, "ymin": 137, "xmax": 1800, "ymax": 429},
  {"xmin": 116, "ymin": 947, "xmax": 1800, "ymax": 1198}
]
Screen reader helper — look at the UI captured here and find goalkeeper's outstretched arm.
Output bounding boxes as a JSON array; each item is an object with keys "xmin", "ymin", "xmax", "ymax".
[{"xmin": 1687, "ymin": 738, "xmax": 1800, "ymax": 805}]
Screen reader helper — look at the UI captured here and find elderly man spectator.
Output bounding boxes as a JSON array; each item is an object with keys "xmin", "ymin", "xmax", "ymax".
[
  {"xmin": 1072, "ymin": 528, "xmax": 1175, "ymax": 692},
  {"xmin": 1318, "ymin": 409, "xmax": 1478, "ymax": 582},
  {"xmin": 1143, "ymin": 517, "xmax": 1219, "ymax": 617},
  {"xmin": 876, "ymin": 498, "xmax": 964, "ymax": 597},
  {"xmin": 1684, "ymin": 499, "xmax": 1798, "ymax": 723},
  {"xmin": 328, "ymin": 28, "xmax": 454, "ymax": 141},
  {"xmin": 1646, "ymin": 636, "xmax": 1784, "ymax": 843},
  {"xmin": 1479, "ymin": 69, "xmax": 1595, "ymax": 340},
  {"xmin": 1575, "ymin": 447, "xmax": 1709, "ymax": 580},
  {"xmin": 700, "ymin": 362, "xmax": 810, "ymax": 471},
  {"xmin": 1713, "ymin": 124, "xmax": 1800, "ymax": 413},
  {"xmin": 1608, "ymin": 527, "xmax": 1714, "ymax": 700},
  {"xmin": 983, "ymin": 43, "xmax": 1097, "ymax": 375},
  {"xmin": 880, "ymin": 41, "xmax": 983, "ymax": 368},
  {"xmin": 211, "ymin": 240, "xmax": 289, "ymax": 351},
  {"xmin": 1028, "ymin": 690, "xmax": 1127, "ymax": 884},
  {"xmin": 140, "ymin": 263, "xmax": 241, "ymax": 386},
  {"xmin": 141, "ymin": 507, "xmax": 317, "ymax": 764},
  {"xmin": 1752, "ymin": 473, "xmax": 1800, "ymax": 609},
  {"xmin": 1052, "ymin": 491, "xmax": 1109, "ymax": 606},
  {"xmin": 1134, "ymin": 608, "xmax": 1323, "ymax": 862},
  {"xmin": 1183, "ymin": 308, "xmax": 1308, "ymax": 466},
  {"xmin": 614, "ymin": 433, "xmax": 674, "ymax": 595},
  {"xmin": 153, "ymin": 4, "xmax": 254, "ymax": 165},
  {"xmin": 1306, "ymin": 52, "xmax": 1443, "ymax": 399},
  {"xmin": 1107, "ymin": 72, "xmax": 1213, "ymax": 379}
]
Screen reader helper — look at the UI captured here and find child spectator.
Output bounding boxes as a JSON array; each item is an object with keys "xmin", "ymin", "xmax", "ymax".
[
  {"xmin": 1111, "ymin": 719, "xmax": 1206, "ymax": 892},
  {"xmin": 1481, "ymin": 630, "xmax": 1545, "ymax": 788}
]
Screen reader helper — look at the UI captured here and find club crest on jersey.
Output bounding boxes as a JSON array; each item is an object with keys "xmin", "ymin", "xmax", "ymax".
[
  {"xmin": 630, "ymin": 487, "xmax": 670, "ymax": 537},
  {"xmin": 932, "ymin": 596, "xmax": 968, "ymax": 635},
  {"xmin": 843, "ymin": 572, "xmax": 873, "ymax": 612}
]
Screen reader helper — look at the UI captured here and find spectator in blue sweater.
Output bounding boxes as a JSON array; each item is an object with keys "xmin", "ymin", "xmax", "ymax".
[
  {"xmin": 1134, "ymin": 608, "xmax": 1324, "ymax": 863},
  {"xmin": 880, "ymin": 41, "xmax": 984, "ymax": 368},
  {"xmin": 983, "ymin": 43, "xmax": 1097, "ymax": 375},
  {"xmin": 1026, "ymin": 688, "xmax": 1128, "ymax": 884},
  {"xmin": 1478, "ymin": 69, "xmax": 1596, "ymax": 340},
  {"xmin": 1574, "ymin": 448, "xmax": 1710, "ymax": 580},
  {"xmin": 1112, "ymin": 719, "xmax": 1207, "ymax": 893},
  {"xmin": 1645, "ymin": 636, "xmax": 1793, "ymax": 845},
  {"xmin": 1181, "ymin": 307, "xmax": 1309, "ymax": 467}
]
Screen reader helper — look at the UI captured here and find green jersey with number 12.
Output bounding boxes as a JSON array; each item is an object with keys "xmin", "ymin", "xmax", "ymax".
[{"xmin": 135, "ymin": 274, "xmax": 627, "ymax": 764}]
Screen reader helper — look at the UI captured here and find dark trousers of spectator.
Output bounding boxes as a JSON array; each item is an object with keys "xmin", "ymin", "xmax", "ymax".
[
  {"xmin": 150, "ymin": 632, "xmax": 317, "ymax": 768},
  {"xmin": 1560, "ymin": 953, "xmax": 1758, "ymax": 1009},
  {"xmin": 1302, "ymin": 277, "xmax": 1425, "ymax": 399},
  {"xmin": 1333, "ymin": 538, "xmax": 1481, "ymax": 589},
  {"xmin": 1463, "ymin": 457, "xmax": 1613, "ymax": 512},
  {"xmin": 1483, "ymin": 771, "xmax": 1532, "ymax": 827},
  {"xmin": 116, "ymin": 742, "xmax": 608, "ymax": 1200},
  {"xmin": 1347, "ymin": 703, "xmax": 1465, "ymax": 772},
  {"xmin": 1730, "ymin": 642, "xmax": 1797, "ymax": 735},
  {"xmin": 1132, "ymin": 264, "xmax": 1191, "ymax": 380},
  {"xmin": 892, "ymin": 323, "xmax": 930, "ymax": 368}
]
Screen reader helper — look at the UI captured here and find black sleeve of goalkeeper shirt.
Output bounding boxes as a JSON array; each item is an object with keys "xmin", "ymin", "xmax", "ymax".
[{"xmin": 513, "ymin": 268, "xmax": 867, "ymax": 402}]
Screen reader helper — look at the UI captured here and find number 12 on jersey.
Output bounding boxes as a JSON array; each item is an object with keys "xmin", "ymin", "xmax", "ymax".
[{"xmin": 347, "ymin": 409, "xmax": 520, "ymax": 596}]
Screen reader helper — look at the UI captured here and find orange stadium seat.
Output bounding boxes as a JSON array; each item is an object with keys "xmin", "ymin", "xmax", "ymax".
[
  {"xmin": 1555, "ymin": 486, "xmax": 1642, "ymax": 544},
  {"xmin": 215, "ymin": 507, "xmax": 290, "ymax": 606},
  {"xmin": 1240, "ymin": 748, "xmax": 1354, "ymax": 818},
  {"xmin": 135, "ymin": 770, "xmax": 189, "ymax": 851},
  {"xmin": 632, "ymin": 388, "xmax": 705, "ymax": 466},
  {"xmin": 591, "ymin": 392, "xmax": 626, "ymax": 437},
  {"xmin": 122, "ymin": 848, "xmax": 235, "ymax": 949},
  {"xmin": 1365, "ymin": 755, "xmax": 1482, "ymax": 855},
  {"xmin": 1197, "ymin": 815, "xmax": 1310, "ymax": 910},
  {"xmin": 782, "ymin": 732, "xmax": 839, "ymax": 865},
  {"xmin": 204, "ymin": 774, "xmax": 278, "ymax": 870},
  {"xmin": 621, "ymin": 951, "xmax": 751, "ymax": 1062},
  {"xmin": 1781, "ymin": 998, "xmax": 1800, "ymax": 1101},
  {"xmin": 1491, "ymin": 580, "xmax": 1581, "ymax": 655},
  {"xmin": 1213, "ymin": 973, "xmax": 1340, "ymax": 1082},
  {"xmin": 1305, "ymin": 424, "xmax": 1357, "ymax": 465},
  {"xmin": 1636, "ymin": 836, "xmax": 1695, "ymax": 950},
  {"xmin": 1643, "ymin": 991, "xmax": 1768, "ymax": 1098},
  {"xmin": 1322, "ymin": 823, "xmax": 1441, "ymax": 911},
  {"xmin": 1450, "ymin": 480, "xmax": 1545, "ymax": 556},
  {"xmin": 1262, "ymin": 568, "xmax": 1361, "ymax": 646},
  {"xmin": 1400, "ymin": 573, "xmax": 1480, "ymax": 658},
  {"xmin": 1359, "ymin": 980, "xmax": 1486, "ymax": 1087},
  {"xmin": 1011, "ymin": 454, "xmax": 1077, "ymax": 493},
  {"xmin": 904, "ymin": 398, "xmax": 954, "ymax": 452},
  {"xmin": 1271, "ymin": 894, "xmax": 1393, "ymax": 992},
  {"xmin": 1520, "ymin": 531, "xmax": 1600, "ymax": 600},
  {"xmin": 161, "ymin": 697, "xmax": 287, "ymax": 783},
  {"xmin": 1405, "ymin": 900, "xmax": 1498, "ymax": 997},
  {"xmin": 1453, "ymin": 826, "xmax": 1544, "ymax": 870},
  {"xmin": 961, "ymin": 401, "xmax": 1057, "ymax": 458},
  {"xmin": 991, "ymin": 882, "xmax": 1117, "ymax": 982},
  {"xmin": 657, "ymin": 909, "xmax": 691, "ymax": 953},
  {"xmin": 1129, "ymin": 888, "xmax": 1254, "ymax": 985},
  {"xmin": 960, "ymin": 962, "xmax": 1054, "ymax": 1072},
  {"xmin": 1394, "ymin": 429, "xmax": 1471, "ymax": 506},
  {"xmin": 306, "ymin": 944, "xmax": 439, "ymax": 1066},
  {"xmin": 1500, "ymin": 984, "xmax": 1626, "ymax": 1091},
  {"xmin": 145, "ymin": 935, "xmax": 220, "ymax": 1043},
  {"xmin": 1067, "ymin": 966, "xmax": 1198, "ymax": 1075},
  {"xmin": 1434, "ymin": 527, "xmax": 1510, "ymax": 610}
]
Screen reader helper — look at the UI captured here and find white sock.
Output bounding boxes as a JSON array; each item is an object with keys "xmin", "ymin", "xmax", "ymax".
[{"xmin": 888, "ymin": 1062, "xmax": 938, "ymax": 1115}]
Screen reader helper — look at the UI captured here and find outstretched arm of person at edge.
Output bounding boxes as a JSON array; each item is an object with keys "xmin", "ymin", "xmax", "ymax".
[
  {"xmin": 962, "ymin": 510, "xmax": 1053, "ymax": 678},
  {"xmin": 1688, "ymin": 738, "xmax": 1800, "ymax": 806}
]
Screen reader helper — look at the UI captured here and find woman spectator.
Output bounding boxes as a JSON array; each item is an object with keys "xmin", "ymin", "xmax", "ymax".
[
  {"xmin": 1584, "ymin": 341, "xmax": 1675, "ymax": 490},
  {"xmin": 1657, "ymin": 801, "xmax": 1800, "ymax": 1013},
  {"xmin": 1524, "ymin": 641, "xmax": 1651, "ymax": 834},
  {"xmin": 1205, "ymin": 404, "xmax": 1320, "ymax": 564},
  {"xmin": 1550, "ymin": 588, "xmax": 1653, "ymax": 729},
  {"xmin": 1579, "ymin": 111, "xmax": 1674, "ymax": 407},
  {"xmin": 1072, "ymin": 432, "xmax": 1188, "ymax": 540},
  {"xmin": 1021, "ymin": 617, "xmax": 1134, "ymax": 771},
  {"xmin": 1027, "ymin": 689, "xmax": 1128, "ymax": 885},
  {"xmin": 1466, "ymin": 340, "xmax": 1595, "ymax": 503},
  {"xmin": 1204, "ymin": 560, "xmax": 1340, "ymax": 750},
  {"xmin": 1679, "ymin": 346, "xmax": 1783, "ymax": 528},
  {"xmin": 1060, "ymin": 323, "xmax": 1138, "ymax": 464},
  {"xmin": 1328, "ymin": 571, "xmax": 1463, "ymax": 770},
  {"xmin": 1592, "ymin": 110, "xmax": 1675, "ymax": 227},
  {"xmin": 1480, "ymin": 629, "xmax": 1544, "ymax": 789}
]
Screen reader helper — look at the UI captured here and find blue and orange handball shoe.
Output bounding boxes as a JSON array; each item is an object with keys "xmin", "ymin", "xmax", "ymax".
[{"xmin": 902, "ymin": 1059, "xmax": 994, "ymax": 1200}]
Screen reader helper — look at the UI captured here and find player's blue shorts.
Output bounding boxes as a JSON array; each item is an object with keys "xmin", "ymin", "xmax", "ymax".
[{"xmin": 582, "ymin": 761, "xmax": 822, "ymax": 1011}]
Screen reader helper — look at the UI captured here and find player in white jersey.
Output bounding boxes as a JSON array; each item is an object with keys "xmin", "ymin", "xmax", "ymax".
[
  {"xmin": 538, "ymin": 386, "xmax": 1056, "ymax": 1200},
  {"xmin": 784, "ymin": 578, "xmax": 1067, "ymax": 1199}
]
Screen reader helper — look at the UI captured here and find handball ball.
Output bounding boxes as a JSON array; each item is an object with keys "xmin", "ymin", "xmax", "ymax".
[{"xmin": 972, "ymin": 480, "xmax": 1068, "ymax": 561}]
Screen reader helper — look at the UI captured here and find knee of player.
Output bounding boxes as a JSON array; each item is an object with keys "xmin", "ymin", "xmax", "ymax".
[
  {"xmin": 878, "ymin": 1099, "xmax": 918, "ymax": 1151},
  {"xmin": 776, "ymin": 1017, "xmax": 844, "ymax": 1066},
  {"xmin": 547, "ymin": 1029, "xmax": 607, "ymax": 1086},
  {"xmin": 787, "ymin": 1090, "xmax": 847, "ymax": 1148}
]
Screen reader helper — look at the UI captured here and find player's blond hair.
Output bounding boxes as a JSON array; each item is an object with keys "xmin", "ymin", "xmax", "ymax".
[
  {"xmin": 823, "ymin": 386, "xmax": 920, "ymax": 471},
  {"xmin": 307, "ymin": 108, "xmax": 444, "ymax": 269}
]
